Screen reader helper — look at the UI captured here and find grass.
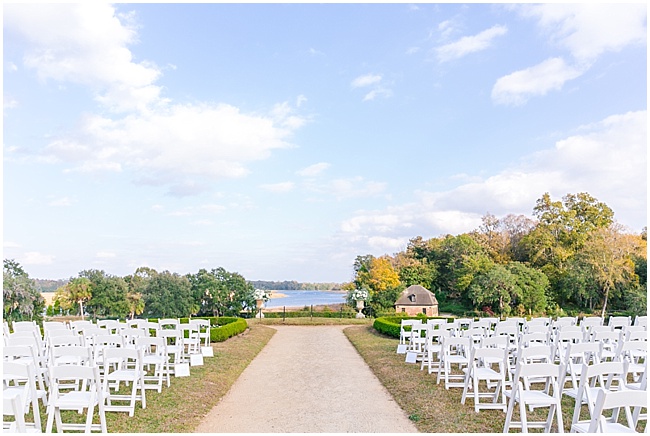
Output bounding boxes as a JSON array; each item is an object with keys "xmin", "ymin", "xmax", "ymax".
[
  {"xmin": 343, "ymin": 325, "xmax": 646, "ymax": 433},
  {"xmin": 34, "ymin": 323, "xmax": 276, "ymax": 433}
]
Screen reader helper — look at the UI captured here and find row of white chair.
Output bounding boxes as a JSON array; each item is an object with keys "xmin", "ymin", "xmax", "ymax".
[{"xmin": 3, "ymin": 318, "xmax": 216, "ymax": 433}]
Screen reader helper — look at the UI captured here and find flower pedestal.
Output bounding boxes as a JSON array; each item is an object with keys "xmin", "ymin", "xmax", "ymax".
[
  {"xmin": 356, "ymin": 300, "xmax": 366, "ymax": 319},
  {"xmin": 255, "ymin": 299, "xmax": 265, "ymax": 318}
]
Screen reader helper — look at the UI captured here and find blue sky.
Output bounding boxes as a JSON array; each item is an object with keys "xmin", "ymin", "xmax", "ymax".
[{"xmin": 3, "ymin": 3, "xmax": 647, "ymax": 283}]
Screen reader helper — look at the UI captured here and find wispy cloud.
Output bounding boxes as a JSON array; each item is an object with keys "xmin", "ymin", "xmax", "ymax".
[
  {"xmin": 260, "ymin": 182, "xmax": 294, "ymax": 193},
  {"xmin": 491, "ymin": 57, "xmax": 584, "ymax": 106},
  {"xmin": 6, "ymin": 4, "xmax": 307, "ymax": 196},
  {"xmin": 351, "ymin": 74, "xmax": 382, "ymax": 88},
  {"xmin": 48, "ymin": 196, "xmax": 74, "ymax": 207},
  {"xmin": 435, "ymin": 25, "xmax": 508, "ymax": 62},
  {"xmin": 493, "ymin": 4, "xmax": 646, "ymax": 106},
  {"xmin": 297, "ymin": 162, "xmax": 330, "ymax": 177},
  {"xmin": 339, "ymin": 110, "xmax": 646, "ymax": 252},
  {"xmin": 22, "ymin": 251, "xmax": 55, "ymax": 265},
  {"xmin": 351, "ymin": 74, "xmax": 392, "ymax": 102}
]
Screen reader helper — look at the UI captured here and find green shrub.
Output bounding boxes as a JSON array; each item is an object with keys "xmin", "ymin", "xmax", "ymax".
[{"xmin": 372, "ymin": 315, "xmax": 454, "ymax": 338}]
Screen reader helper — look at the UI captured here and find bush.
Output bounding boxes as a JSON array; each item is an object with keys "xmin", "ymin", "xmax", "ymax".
[
  {"xmin": 146, "ymin": 316, "xmax": 247, "ymax": 342},
  {"xmin": 373, "ymin": 315, "xmax": 454, "ymax": 338}
]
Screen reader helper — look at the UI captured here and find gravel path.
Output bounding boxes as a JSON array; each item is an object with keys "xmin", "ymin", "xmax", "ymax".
[{"xmin": 195, "ymin": 325, "xmax": 418, "ymax": 433}]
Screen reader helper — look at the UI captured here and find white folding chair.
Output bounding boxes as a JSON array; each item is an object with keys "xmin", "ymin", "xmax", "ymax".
[
  {"xmin": 421, "ymin": 325, "xmax": 448, "ymax": 374},
  {"xmin": 461, "ymin": 346, "xmax": 508, "ymax": 412},
  {"xmin": 569, "ymin": 360, "xmax": 628, "ymax": 432},
  {"xmin": 3, "ymin": 361, "xmax": 42, "ymax": 432},
  {"xmin": 503, "ymin": 362, "xmax": 565, "ymax": 433},
  {"xmin": 397, "ymin": 319, "xmax": 421, "ymax": 352},
  {"xmin": 102, "ymin": 347, "xmax": 146, "ymax": 416},
  {"xmin": 590, "ymin": 330, "xmax": 622, "ymax": 362},
  {"xmin": 190, "ymin": 319, "xmax": 211, "ymax": 348},
  {"xmin": 571, "ymin": 388, "xmax": 646, "ymax": 433},
  {"xmin": 405, "ymin": 322, "xmax": 428, "ymax": 363},
  {"xmin": 3, "ymin": 390, "xmax": 27, "ymax": 433},
  {"xmin": 136, "ymin": 337, "xmax": 170, "ymax": 392},
  {"xmin": 560, "ymin": 341, "xmax": 602, "ymax": 395},
  {"xmin": 46, "ymin": 364, "xmax": 106, "ymax": 433},
  {"xmin": 607, "ymin": 316, "xmax": 631, "ymax": 330},
  {"xmin": 633, "ymin": 315, "xmax": 647, "ymax": 328},
  {"xmin": 615, "ymin": 340, "xmax": 647, "ymax": 382},
  {"xmin": 158, "ymin": 329, "xmax": 188, "ymax": 377},
  {"xmin": 437, "ymin": 336, "xmax": 470, "ymax": 388}
]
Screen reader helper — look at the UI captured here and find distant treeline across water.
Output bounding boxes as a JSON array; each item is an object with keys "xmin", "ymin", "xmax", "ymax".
[{"xmin": 249, "ymin": 280, "xmax": 343, "ymax": 291}]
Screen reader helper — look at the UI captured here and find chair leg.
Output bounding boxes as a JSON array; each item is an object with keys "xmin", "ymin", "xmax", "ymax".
[
  {"xmin": 519, "ymin": 398, "xmax": 529, "ymax": 433},
  {"xmin": 503, "ymin": 393, "xmax": 515, "ymax": 432}
]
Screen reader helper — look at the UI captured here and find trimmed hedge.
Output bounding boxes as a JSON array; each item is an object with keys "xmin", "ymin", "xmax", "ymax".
[
  {"xmin": 146, "ymin": 316, "xmax": 248, "ymax": 343},
  {"xmin": 373, "ymin": 315, "xmax": 454, "ymax": 339}
]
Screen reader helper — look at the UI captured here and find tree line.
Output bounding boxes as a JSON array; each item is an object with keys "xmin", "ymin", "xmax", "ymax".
[
  {"xmin": 3, "ymin": 264, "xmax": 260, "ymax": 322},
  {"xmin": 346, "ymin": 192, "xmax": 647, "ymax": 318},
  {"xmin": 250, "ymin": 280, "xmax": 342, "ymax": 291}
]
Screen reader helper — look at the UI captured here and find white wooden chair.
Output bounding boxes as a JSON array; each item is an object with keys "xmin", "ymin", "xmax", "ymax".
[
  {"xmin": 633, "ymin": 315, "xmax": 647, "ymax": 328},
  {"xmin": 503, "ymin": 362, "xmax": 565, "ymax": 433},
  {"xmin": 3, "ymin": 391, "xmax": 27, "ymax": 433},
  {"xmin": 397, "ymin": 319, "xmax": 421, "ymax": 352},
  {"xmin": 571, "ymin": 388, "xmax": 646, "ymax": 433},
  {"xmin": 560, "ymin": 341, "xmax": 602, "ymax": 396},
  {"xmin": 190, "ymin": 319, "xmax": 211, "ymax": 347},
  {"xmin": 569, "ymin": 361, "xmax": 628, "ymax": 432},
  {"xmin": 607, "ymin": 316, "xmax": 631, "ymax": 330},
  {"xmin": 421, "ymin": 325, "xmax": 448, "ymax": 374},
  {"xmin": 158, "ymin": 329, "xmax": 187, "ymax": 377},
  {"xmin": 3, "ymin": 344, "xmax": 48, "ymax": 404},
  {"xmin": 136, "ymin": 337, "xmax": 170, "ymax": 392},
  {"xmin": 46, "ymin": 364, "xmax": 106, "ymax": 433},
  {"xmin": 590, "ymin": 330, "xmax": 622, "ymax": 362},
  {"xmin": 437, "ymin": 336, "xmax": 470, "ymax": 388},
  {"xmin": 461, "ymin": 346, "xmax": 508, "ymax": 412},
  {"xmin": 102, "ymin": 347, "xmax": 146, "ymax": 416},
  {"xmin": 3, "ymin": 361, "xmax": 42, "ymax": 432}
]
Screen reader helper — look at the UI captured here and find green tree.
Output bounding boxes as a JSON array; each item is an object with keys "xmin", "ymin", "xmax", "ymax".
[
  {"xmin": 3, "ymin": 259, "xmax": 45, "ymax": 323},
  {"xmin": 507, "ymin": 261, "xmax": 549, "ymax": 315},
  {"xmin": 53, "ymin": 277, "xmax": 92, "ymax": 317},
  {"xmin": 80, "ymin": 270, "xmax": 129, "ymax": 319},
  {"xmin": 188, "ymin": 267, "xmax": 254, "ymax": 317},
  {"xmin": 575, "ymin": 224, "xmax": 641, "ymax": 317},
  {"xmin": 467, "ymin": 264, "xmax": 517, "ymax": 316},
  {"xmin": 142, "ymin": 271, "xmax": 194, "ymax": 318}
]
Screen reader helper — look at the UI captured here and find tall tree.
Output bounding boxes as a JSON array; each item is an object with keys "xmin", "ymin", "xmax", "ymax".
[
  {"xmin": 54, "ymin": 277, "xmax": 92, "ymax": 317},
  {"xmin": 575, "ymin": 224, "xmax": 641, "ymax": 317},
  {"xmin": 3, "ymin": 259, "xmax": 45, "ymax": 323},
  {"xmin": 142, "ymin": 271, "xmax": 194, "ymax": 318}
]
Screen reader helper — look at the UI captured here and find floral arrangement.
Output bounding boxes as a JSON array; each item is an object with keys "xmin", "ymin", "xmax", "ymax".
[
  {"xmin": 348, "ymin": 288, "xmax": 369, "ymax": 302},
  {"xmin": 253, "ymin": 288, "xmax": 270, "ymax": 302}
]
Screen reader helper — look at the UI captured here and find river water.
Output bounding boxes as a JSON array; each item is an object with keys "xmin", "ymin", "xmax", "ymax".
[{"xmin": 264, "ymin": 290, "xmax": 346, "ymax": 309}]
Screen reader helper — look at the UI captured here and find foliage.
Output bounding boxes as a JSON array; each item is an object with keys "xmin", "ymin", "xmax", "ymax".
[
  {"xmin": 349, "ymin": 192, "xmax": 646, "ymax": 319},
  {"xmin": 53, "ymin": 277, "xmax": 92, "ymax": 316},
  {"xmin": 80, "ymin": 270, "xmax": 130, "ymax": 319},
  {"xmin": 142, "ymin": 270, "xmax": 195, "ymax": 319},
  {"xmin": 3, "ymin": 259, "xmax": 45, "ymax": 323},
  {"xmin": 187, "ymin": 267, "xmax": 254, "ymax": 317}
]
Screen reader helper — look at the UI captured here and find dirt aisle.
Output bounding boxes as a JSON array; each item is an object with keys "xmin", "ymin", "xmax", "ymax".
[{"xmin": 195, "ymin": 325, "xmax": 418, "ymax": 433}]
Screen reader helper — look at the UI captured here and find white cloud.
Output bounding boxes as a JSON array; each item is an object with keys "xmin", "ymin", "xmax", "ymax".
[
  {"xmin": 260, "ymin": 182, "xmax": 294, "ymax": 193},
  {"xmin": 4, "ymin": 95, "xmax": 19, "ymax": 109},
  {"xmin": 22, "ymin": 251, "xmax": 55, "ymax": 265},
  {"xmin": 5, "ymin": 3, "xmax": 163, "ymax": 113},
  {"xmin": 96, "ymin": 251, "xmax": 116, "ymax": 258},
  {"xmin": 310, "ymin": 176, "xmax": 387, "ymax": 200},
  {"xmin": 516, "ymin": 4, "xmax": 647, "ymax": 62},
  {"xmin": 363, "ymin": 88, "xmax": 393, "ymax": 102},
  {"xmin": 436, "ymin": 25, "xmax": 508, "ymax": 62},
  {"xmin": 351, "ymin": 74, "xmax": 382, "ymax": 88},
  {"xmin": 494, "ymin": 4, "xmax": 646, "ymax": 106},
  {"xmin": 339, "ymin": 110, "xmax": 647, "ymax": 252},
  {"xmin": 43, "ymin": 102, "xmax": 304, "ymax": 192},
  {"xmin": 491, "ymin": 57, "xmax": 584, "ymax": 106},
  {"xmin": 297, "ymin": 162, "xmax": 330, "ymax": 177},
  {"xmin": 7, "ymin": 3, "xmax": 306, "ymax": 196},
  {"xmin": 48, "ymin": 196, "xmax": 74, "ymax": 207}
]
